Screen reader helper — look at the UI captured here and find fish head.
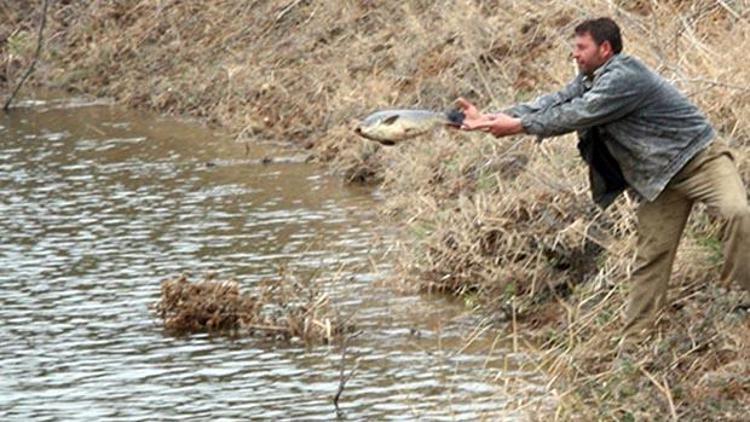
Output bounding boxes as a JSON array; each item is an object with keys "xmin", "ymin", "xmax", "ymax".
[{"xmin": 354, "ymin": 112, "xmax": 411, "ymax": 146}]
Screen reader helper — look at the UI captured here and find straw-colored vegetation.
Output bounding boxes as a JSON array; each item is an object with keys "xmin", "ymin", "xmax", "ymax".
[
  {"xmin": 3, "ymin": 0, "xmax": 749, "ymax": 419},
  {"xmin": 154, "ymin": 273, "xmax": 349, "ymax": 343}
]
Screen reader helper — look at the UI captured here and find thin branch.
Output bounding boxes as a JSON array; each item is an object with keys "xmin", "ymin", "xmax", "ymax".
[
  {"xmin": 679, "ymin": 77, "xmax": 750, "ymax": 93},
  {"xmin": 716, "ymin": 0, "xmax": 744, "ymax": 22},
  {"xmin": 4, "ymin": 0, "xmax": 49, "ymax": 112},
  {"xmin": 640, "ymin": 367, "xmax": 679, "ymax": 421},
  {"xmin": 274, "ymin": 0, "xmax": 304, "ymax": 25},
  {"xmin": 333, "ymin": 334, "xmax": 358, "ymax": 416}
]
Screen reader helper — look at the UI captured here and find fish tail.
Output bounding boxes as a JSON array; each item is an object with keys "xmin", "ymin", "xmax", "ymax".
[{"xmin": 443, "ymin": 109, "xmax": 465, "ymax": 127}]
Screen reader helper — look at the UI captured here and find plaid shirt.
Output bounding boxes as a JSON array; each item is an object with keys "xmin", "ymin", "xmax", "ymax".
[{"xmin": 505, "ymin": 54, "xmax": 714, "ymax": 205}]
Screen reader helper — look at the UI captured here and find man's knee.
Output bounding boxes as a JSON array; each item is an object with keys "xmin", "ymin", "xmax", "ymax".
[
  {"xmin": 636, "ymin": 229, "xmax": 680, "ymax": 257},
  {"xmin": 633, "ymin": 248, "xmax": 673, "ymax": 274}
]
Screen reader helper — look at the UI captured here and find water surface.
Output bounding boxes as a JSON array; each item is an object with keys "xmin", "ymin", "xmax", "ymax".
[{"xmin": 0, "ymin": 96, "xmax": 550, "ymax": 420}]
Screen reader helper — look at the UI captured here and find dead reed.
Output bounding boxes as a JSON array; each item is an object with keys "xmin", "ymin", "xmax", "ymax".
[
  {"xmin": 374, "ymin": 2, "xmax": 750, "ymax": 418},
  {"xmin": 153, "ymin": 273, "xmax": 350, "ymax": 344}
]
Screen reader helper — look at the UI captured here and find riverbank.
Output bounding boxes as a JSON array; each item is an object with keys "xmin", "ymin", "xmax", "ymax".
[{"xmin": 3, "ymin": 1, "xmax": 749, "ymax": 419}]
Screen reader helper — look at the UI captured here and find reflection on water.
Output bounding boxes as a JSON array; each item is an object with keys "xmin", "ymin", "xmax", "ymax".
[{"xmin": 0, "ymin": 96, "xmax": 551, "ymax": 420}]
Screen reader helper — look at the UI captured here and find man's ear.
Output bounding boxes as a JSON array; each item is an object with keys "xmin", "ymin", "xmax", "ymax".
[{"xmin": 600, "ymin": 40, "xmax": 613, "ymax": 57}]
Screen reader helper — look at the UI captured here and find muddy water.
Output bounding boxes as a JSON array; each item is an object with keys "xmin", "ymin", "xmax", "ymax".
[{"xmin": 0, "ymin": 96, "xmax": 550, "ymax": 420}]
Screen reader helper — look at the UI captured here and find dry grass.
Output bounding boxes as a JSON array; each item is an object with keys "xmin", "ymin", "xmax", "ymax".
[
  {"xmin": 153, "ymin": 273, "xmax": 350, "ymax": 344},
  {"xmin": 0, "ymin": 1, "xmax": 38, "ymax": 90},
  {"xmin": 4, "ymin": 0, "xmax": 750, "ymax": 419},
  {"xmin": 372, "ymin": 2, "xmax": 750, "ymax": 419}
]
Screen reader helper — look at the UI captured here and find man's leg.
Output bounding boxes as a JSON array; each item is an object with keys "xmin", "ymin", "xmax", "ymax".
[
  {"xmin": 624, "ymin": 189, "xmax": 692, "ymax": 333},
  {"xmin": 670, "ymin": 147, "xmax": 750, "ymax": 292}
]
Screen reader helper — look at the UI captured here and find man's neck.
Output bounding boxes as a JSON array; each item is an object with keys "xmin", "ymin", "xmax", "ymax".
[{"xmin": 588, "ymin": 53, "xmax": 619, "ymax": 79}]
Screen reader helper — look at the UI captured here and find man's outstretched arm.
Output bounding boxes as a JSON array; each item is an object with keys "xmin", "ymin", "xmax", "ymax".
[
  {"xmin": 502, "ymin": 73, "xmax": 587, "ymax": 118},
  {"xmin": 458, "ymin": 67, "xmax": 647, "ymax": 139},
  {"xmin": 456, "ymin": 104, "xmax": 524, "ymax": 137}
]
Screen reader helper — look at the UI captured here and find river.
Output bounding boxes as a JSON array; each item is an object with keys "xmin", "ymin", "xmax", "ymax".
[{"xmin": 0, "ymin": 95, "xmax": 551, "ymax": 420}]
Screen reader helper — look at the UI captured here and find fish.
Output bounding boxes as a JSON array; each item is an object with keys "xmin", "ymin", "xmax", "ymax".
[{"xmin": 354, "ymin": 109, "xmax": 465, "ymax": 146}]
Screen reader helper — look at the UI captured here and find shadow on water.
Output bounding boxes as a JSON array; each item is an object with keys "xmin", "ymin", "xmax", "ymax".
[{"xmin": 0, "ymin": 94, "xmax": 553, "ymax": 420}]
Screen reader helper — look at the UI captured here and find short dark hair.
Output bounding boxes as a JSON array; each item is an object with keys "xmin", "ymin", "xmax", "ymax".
[{"xmin": 574, "ymin": 17, "xmax": 623, "ymax": 54}]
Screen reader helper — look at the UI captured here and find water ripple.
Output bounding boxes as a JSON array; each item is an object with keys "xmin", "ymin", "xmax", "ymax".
[{"xmin": 0, "ymin": 97, "xmax": 551, "ymax": 420}]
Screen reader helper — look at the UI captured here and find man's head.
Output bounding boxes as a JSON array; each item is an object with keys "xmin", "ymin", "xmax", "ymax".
[{"xmin": 572, "ymin": 17, "xmax": 622, "ymax": 76}]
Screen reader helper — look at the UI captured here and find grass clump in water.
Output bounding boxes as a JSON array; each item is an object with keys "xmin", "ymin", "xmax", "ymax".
[{"xmin": 154, "ymin": 273, "xmax": 350, "ymax": 344}]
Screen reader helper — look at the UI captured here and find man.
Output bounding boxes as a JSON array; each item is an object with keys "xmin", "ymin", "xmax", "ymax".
[{"xmin": 457, "ymin": 17, "xmax": 750, "ymax": 333}]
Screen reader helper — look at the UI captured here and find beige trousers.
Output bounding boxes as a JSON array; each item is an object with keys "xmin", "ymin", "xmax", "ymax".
[{"xmin": 624, "ymin": 141, "xmax": 750, "ymax": 333}]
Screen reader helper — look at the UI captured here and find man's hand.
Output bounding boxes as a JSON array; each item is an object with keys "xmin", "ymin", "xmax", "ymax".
[
  {"xmin": 455, "ymin": 97, "xmax": 524, "ymax": 138},
  {"xmin": 462, "ymin": 113, "xmax": 524, "ymax": 137},
  {"xmin": 455, "ymin": 97, "xmax": 482, "ymax": 120},
  {"xmin": 455, "ymin": 97, "xmax": 496, "ymax": 133}
]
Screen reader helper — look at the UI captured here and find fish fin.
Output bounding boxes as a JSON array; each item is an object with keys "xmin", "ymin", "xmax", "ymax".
[{"xmin": 382, "ymin": 115, "xmax": 399, "ymax": 125}]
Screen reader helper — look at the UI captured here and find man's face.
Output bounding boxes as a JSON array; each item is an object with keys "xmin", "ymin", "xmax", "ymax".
[{"xmin": 572, "ymin": 32, "xmax": 610, "ymax": 76}]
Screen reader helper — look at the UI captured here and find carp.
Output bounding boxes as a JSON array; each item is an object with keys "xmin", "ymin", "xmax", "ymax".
[{"xmin": 354, "ymin": 109, "xmax": 465, "ymax": 145}]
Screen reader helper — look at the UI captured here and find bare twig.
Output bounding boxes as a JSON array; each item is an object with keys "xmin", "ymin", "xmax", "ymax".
[
  {"xmin": 639, "ymin": 367, "xmax": 679, "ymax": 421},
  {"xmin": 275, "ymin": 0, "xmax": 304, "ymax": 25},
  {"xmin": 333, "ymin": 333, "xmax": 359, "ymax": 415},
  {"xmin": 4, "ymin": 0, "xmax": 49, "ymax": 111},
  {"xmin": 716, "ymin": 0, "xmax": 743, "ymax": 21},
  {"xmin": 679, "ymin": 77, "xmax": 750, "ymax": 93}
]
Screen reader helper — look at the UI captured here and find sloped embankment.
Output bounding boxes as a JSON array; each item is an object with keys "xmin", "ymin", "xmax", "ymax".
[{"xmin": 2, "ymin": 0, "xmax": 749, "ymax": 419}]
